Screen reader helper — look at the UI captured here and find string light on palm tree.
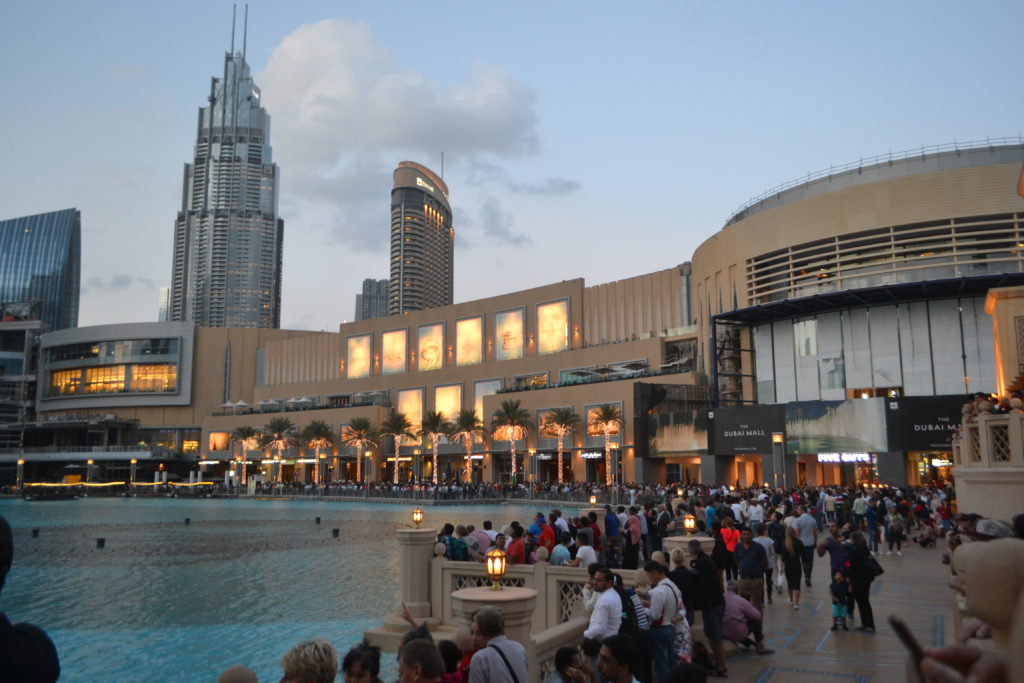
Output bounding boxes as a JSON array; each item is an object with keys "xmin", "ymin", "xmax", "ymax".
[
  {"xmin": 230, "ymin": 425, "xmax": 260, "ymax": 486},
  {"xmin": 301, "ymin": 420, "xmax": 334, "ymax": 485},
  {"xmin": 450, "ymin": 409, "xmax": 484, "ymax": 483},
  {"xmin": 380, "ymin": 409, "xmax": 416, "ymax": 484},
  {"xmin": 419, "ymin": 411, "xmax": 450, "ymax": 485},
  {"xmin": 262, "ymin": 417, "xmax": 296, "ymax": 483},
  {"xmin": 589, "ymin": 404, "xmax": 623, "ymax": 487},
  {"xmin": 543, "ymin": 407, "xmax": 580, "ymax": 485},
  {"xmin": 492, "ymin": 399, "xmax": 532, "ymax": 485},
  {"xmin": 341, "ymin": 417, "xmax": 377, "ymax": 485}
]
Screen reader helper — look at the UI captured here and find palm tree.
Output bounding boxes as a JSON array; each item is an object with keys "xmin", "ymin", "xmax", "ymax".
[
  {"xmin": 419, "ymin": 411, "xmax": 450, "ymax": 484},
  {"xmin": 379, "ymin": 409, "xmax": 416, "ymax": 484},
  {"xmin": 589, "ymin": 404, "xmax": 623, "ymax": 486},
  {"xmin": 301, "ymin": 420, "xmax": 334, "ymax": 485},
  {"xmin": 450, "ymin": 409, "xmax": 484, "ymax": 483},
  {"xmin": 492, "ymin": 399, "xmax": 532, "ymax": 484},
  {"xmin": 543, "ymin": 407, "xmax": 580, "ymax": 485},
  {"xmin": 262, "ymin": 417, "xmax": 296, "ymax": 482},
  {"xmin": 230, "ymin": 425, "xmax": 260, "ymax": 485},
  {"xmin": 341, "ymin": 417, "xmax": 377, "ymax": 484}
]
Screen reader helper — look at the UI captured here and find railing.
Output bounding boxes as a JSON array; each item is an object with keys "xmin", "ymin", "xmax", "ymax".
[
  {"xmin": 496, "ymin": 364, "xmax": 686, "ymax": 395},
  {"xmin": 726, "ymin": 136, "xmax": 1024, "ymax": 226},
  {"xmin": 956, "ymin": 413, "xmax": 1024, "ymax": 468},
  {"xmin": 0, "ymin": 445, "xmax": 166, "ymax": 455}
]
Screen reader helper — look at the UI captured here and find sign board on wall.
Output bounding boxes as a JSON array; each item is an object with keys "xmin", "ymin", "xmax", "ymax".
[
  {"xmin": 885, "ymin": 396, "xmax": 966, "ymax": 452},
  {"xmin": 709, "ymin": 405, "xmax": 784, "ymax": 455}
]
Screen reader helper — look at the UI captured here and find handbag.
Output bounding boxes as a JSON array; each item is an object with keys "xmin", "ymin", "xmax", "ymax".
[{"xmin": 866, "ymin": 556, "xmax": 884, "ymax": 577}]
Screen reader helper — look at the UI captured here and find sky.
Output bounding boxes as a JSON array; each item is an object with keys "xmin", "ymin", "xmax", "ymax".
[{"xmin": 2, "ymin": 1, "xmax": 1022, "ymax": 331}]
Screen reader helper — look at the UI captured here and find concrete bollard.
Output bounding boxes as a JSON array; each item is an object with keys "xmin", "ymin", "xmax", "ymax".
[
  {"xmin": 332, "ymin": 528, "xmax": 339, "ymax": 538},
  {"xmin": 32, "ymin": 528, "xmax": 39, "ymax": 538},
  {"xmin": 97, "ymin": 538, "xmax": 106, "ymax": 549},
  {"xmin": 315, "ymin": 517, "xmax": 321, "ymax": 524}
]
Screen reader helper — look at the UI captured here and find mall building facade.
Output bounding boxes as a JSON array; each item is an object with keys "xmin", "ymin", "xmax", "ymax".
[
  {"xmin": 693, "ymin": 140, "xmax": 1024, "ymax": 488},
  {"xmin": 4, "ymin": 140, "xmax": 1023, "ymax": 488}
]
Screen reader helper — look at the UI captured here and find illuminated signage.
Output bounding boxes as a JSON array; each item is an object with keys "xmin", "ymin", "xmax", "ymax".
[
  {"xmin": 381, "ymin": 329, "xmax": 407, "ymax": 375},
  {"xmin": 817, "ymin": 452, "xmax": 871, "ymax": 463},
  {"xmin": 347, "ymin": 335, "xmax": 371, "ymax": 379},
  {"xmin": 418, "ymin": 323, "xmax": 443, "ymax": 371},
  {"xmin": 416, "ymin": 177, "xmax": 435, "ymax": 193},
  {"xmin": 537, "ymin": 300, "xmax": 569, "ymax": 355},
  {"xmin": 434, "ymin": 384, "xmax": 462, "ymax": 421},
  {"xmin": 494, "ymin": 309, "xmax": 524, "ymax": 361},
  {"xmin": 474, "ymin": 378, "xmax": 501, "ymax": 424},
  {"xmin": 931, "ymin": 458, "xmax": 953, "ymax": 467},
  {"xmin": 581, "ymin": 452, "xmax": 603, "ymax": 459},
  {"xmin": 457, "ymin": 317, "xmax": 483, "ymax": 366},
  {"xmin": 397, "ymin": 389, "xmax": 423, "ymax": 446}
]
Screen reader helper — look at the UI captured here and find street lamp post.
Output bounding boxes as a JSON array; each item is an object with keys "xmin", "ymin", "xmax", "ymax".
[{"xmin": 771, "ymin": 432, "xmax": 785, "ymax": 489}]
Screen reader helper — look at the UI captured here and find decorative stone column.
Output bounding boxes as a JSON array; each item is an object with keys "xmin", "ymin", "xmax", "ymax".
[
  {"xmin": 450, "ymin": 586, "xmax": 539, "ymax": 647},
  {"xmin": 397, "ymin": 528, "xmax": 439, "ymax": 619}
]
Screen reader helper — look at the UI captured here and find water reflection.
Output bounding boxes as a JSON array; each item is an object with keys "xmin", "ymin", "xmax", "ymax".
[{"xmin": 0, "ymin": 497, "xmax": 564, "ymax": 682}]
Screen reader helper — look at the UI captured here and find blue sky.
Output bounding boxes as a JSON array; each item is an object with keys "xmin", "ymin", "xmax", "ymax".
[{"xmin": 2, "ymin": 1, "xmax": 1021, "ymax": 330}]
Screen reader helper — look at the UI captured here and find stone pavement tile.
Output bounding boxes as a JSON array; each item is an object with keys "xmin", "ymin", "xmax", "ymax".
[{"xmin": 717, "ymin": 539, "xmax": 952, "ymax": 681}]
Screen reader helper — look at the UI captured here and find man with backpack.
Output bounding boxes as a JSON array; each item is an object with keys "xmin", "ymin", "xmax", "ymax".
[{"xmin": 640, "ymin": 561, "xmax": 681, "ymax": 683}]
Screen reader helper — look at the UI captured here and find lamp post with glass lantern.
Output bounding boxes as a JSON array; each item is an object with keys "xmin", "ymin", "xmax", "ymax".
[{"xmin": 485, "ymin": 548, "xmax": 507, "ymax": 590}]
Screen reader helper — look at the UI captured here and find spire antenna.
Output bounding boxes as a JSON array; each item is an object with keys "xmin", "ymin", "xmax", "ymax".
[
  {"xmin": 230, "ymin": 4, "xmax": 236, "ymax": 55},
  {"xmin": 242, "ymin": 4, "xmax": 249, "ymax": 64}
]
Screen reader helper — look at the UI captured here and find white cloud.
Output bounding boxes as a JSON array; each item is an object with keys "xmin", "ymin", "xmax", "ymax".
[{"xmin": 258, "ymin": 19, "xmax": 548, "ymax": 251}]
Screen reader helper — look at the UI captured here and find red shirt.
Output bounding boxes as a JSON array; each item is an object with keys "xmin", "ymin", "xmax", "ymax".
[
  {"xmin": 538, "ymin": 524, "xmax": 557, "ymax": 552},
  {"xmin": 589, "ymin": 522, "xmax": 603, "ymax": 551},
  {"xmin": 506, "ymin": 538, "xmax": 526, "ymax": 565},
  {"xmin": 720, "ymin": 526, "xmax": 740, "ymax": 552}
]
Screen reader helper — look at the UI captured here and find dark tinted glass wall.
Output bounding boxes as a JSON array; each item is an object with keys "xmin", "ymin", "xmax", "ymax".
[{"xmin": 0, "ymin": 208, "xmax": 81, "ymax": 331}]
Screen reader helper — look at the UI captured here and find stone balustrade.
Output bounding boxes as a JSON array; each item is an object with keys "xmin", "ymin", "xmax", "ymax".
[{"xmin": 953, "ymin": 412, "xmax": 1024, "ymax": 521}]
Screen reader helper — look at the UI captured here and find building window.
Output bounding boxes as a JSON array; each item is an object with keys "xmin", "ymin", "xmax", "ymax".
[
  {"xmin": 666, "ymin": 463, "xmax": 681, "ymax": 482},
  {"xmin": 84, "ymin": 365, "xmax": 126, "ymax": 394},
  {"xmin": 794, "ymin": 320, "xmax": 817, "ymax": 357},
  {"xmin": 513, "ymin": 372, "xmax": 547, "ymax": 391},
  {"xmin": 130, "ymin": 364, "xmax": 178, "ymax": 393},
  {"xmin": 48, "ymin": 369, "xmax": 81, "ymax": 396}
]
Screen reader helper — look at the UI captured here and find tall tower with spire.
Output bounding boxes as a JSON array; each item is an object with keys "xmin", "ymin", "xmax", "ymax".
[{"xmin": 169, "ymin": 8, "xmax": 283, "ymax": 328}]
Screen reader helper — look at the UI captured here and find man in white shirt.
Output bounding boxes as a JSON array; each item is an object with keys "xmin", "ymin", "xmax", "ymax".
[
  {"xmin": 583, "ymin": 567, "xmax": 621, "ymax": 645},
  {"xmin": 640, "ymin": 561, "xmax": 680, "ymax": 683}
]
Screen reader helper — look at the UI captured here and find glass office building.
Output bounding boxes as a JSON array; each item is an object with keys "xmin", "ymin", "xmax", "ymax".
[
  {"xmin": 169, "ymin": 48, "xmax": 283, "ymax": 328},
  {"xmin": 0, "ymin": 208, "xmax": 81, "ymax": 331}
]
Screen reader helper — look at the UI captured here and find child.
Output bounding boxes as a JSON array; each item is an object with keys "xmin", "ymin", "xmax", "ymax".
[{"xmin": 830, "ymin": 570, "xmax": 849, "ymax": 631}]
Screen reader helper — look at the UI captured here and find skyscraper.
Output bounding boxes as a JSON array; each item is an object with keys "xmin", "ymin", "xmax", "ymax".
[
  {"xmin": 389, "ymin": 162, "xmax": 454, "ymax": 315},
  {"xmin": 0, "ymin": 208, "xmax": 80, "ymax": 331},
  {"xmin": 354, "ymin": 278, "xmax": 388, "ymax": 321},
  {"xmin": 170, "ymin": 20, "xmax": 283, "ymax": 328}
]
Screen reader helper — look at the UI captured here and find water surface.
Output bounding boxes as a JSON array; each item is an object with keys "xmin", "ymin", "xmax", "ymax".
[{"xmin": 0, "ymin": 497, "xmax": 558, "ymax": 682}]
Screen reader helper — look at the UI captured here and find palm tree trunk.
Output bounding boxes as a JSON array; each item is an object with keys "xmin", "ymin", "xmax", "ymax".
[
  {"xmin": 392, "ymin": 436, "xmax": 400, "ymax": 484},
  {"xmin": 463, "ymin": 437, "xmax": 472, "ymax": 483},
  {"xmin": 356, "ymin": 443, "xmax": 363, "ymax": 483},
  {"xmin": 557, "ymin": 431, "xmax": 565, "ymax": 485},
  {"xmin": 604, "ymin": 429, "xmax": 612, "ymax": 487},
  {"xmin": 432, "ymin": 436, "xmax": 439, "ymax": 485},
  {"xmin": 510, "ymin": 440, "xmax": 517, "ymax": 483}
]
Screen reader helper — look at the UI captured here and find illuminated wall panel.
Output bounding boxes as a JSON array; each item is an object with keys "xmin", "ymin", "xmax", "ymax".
[
  {"xmin": 397, "ymin": 388, "xmax": 424, "ymax": 445},
  {"xmin": 474, "ymin": 378, "xmax": 502, "ymax": 425},
  {"xmin": 587, "ymin": 403, "xmax": 622, "ymax": 436},
  {"xmin": 495, "ymin": 309, "xmax": 524, "ymax": 361},
  {"xmin": 382, "ymin": 329, "xmax": 407, "ymax": 375},
  {"xmin": 418, "ymin": 323, "xmax": 444, "ymax": 371},
  {"xmin": 537, "ymin": 300, "xmax": 569, "ymax": 354},
  {"xmin": 457, "ymin": 316, "xmax": 483, "ymax": 366},
  {"xmin": 347, "ymin": 335, "xmax": 371, "ymax": 379},
  {"xmin": 434, "ymin": 384, "xmax": 462, "ymax": 420}
]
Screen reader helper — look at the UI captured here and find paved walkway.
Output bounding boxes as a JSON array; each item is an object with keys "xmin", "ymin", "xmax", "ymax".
[{"xmin": 721, "ymin": 539, "xmax": 952, "ymax": 682}]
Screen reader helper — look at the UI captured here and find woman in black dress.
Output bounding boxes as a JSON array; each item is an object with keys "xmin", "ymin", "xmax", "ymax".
[
  {"xmin": 779, "ymin": 526, "xmax": 805, "ymax": 610},
  {"xmin": 847, "ymin": 530, "xmax": 876, "ymax": 632}
]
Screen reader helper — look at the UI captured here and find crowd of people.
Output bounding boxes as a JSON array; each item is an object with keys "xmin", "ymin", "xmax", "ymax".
[{"xmin": 3, "ymin": 478, "xmax": 1022, "ymax": 682}]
